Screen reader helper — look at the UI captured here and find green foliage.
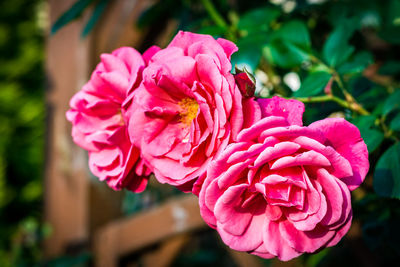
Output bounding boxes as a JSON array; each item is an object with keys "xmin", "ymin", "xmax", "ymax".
[
  {"xmin": 237, "ymin": 7, "xmax": 279, "ymax": 35},
  {"xmin": 44, "ymin": 252, "xmax": 91, "ymax": 267},
  {"xmin": 383, "ymin": 90, "xmax": 400, "ymax": 115},
  {"xmin": 231, "ymin": 34, "xmax": 268, "ymax": 71},
  {"xmin": 338, "ymin": 51, "xmax": 373, "ymax": 75},
  {"xmin": 293, "ymin": 71, "xmax": 331, "ymax": 97},
  {"xmin": 352, "ymin": 115, "xmax": 384, "ymax": 153},
  {"xmin": 51, "ymin": 0, "xmax": 111, "ymax": 38},
  {"xmin": 374, "ymin": 143, "xmax": 400, "ymax": 198},
  {"xmin": 51, "ymin": 0, "xmax": 93, "ymax": 35},
  {"xmin": 390, "ymin": 113, "xmax": 400, "ymax": 131},
  {"xmin": 81, "ymin": 0, "xmax": 110, "ymax": 38},
  {"xmin": 0, "ymin": 0, "xmax": 45, "ymax": 265},
  {"xmin": 322, "ymin": 20, "xmax": 356, "ymax": 67},
  {"xmin": 264, "ymin": 20, "xmax": 311, "ymax": 68}
]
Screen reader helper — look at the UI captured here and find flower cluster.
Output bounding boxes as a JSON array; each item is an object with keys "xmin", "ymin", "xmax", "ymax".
[{"xmin": 67, "ymin": 31, "xmax": 369, "ymax": 261}]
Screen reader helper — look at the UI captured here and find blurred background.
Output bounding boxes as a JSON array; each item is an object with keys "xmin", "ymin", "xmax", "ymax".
[{"xmin": 1, "ymin": 0, "xmax": 400, "ymax": 266}]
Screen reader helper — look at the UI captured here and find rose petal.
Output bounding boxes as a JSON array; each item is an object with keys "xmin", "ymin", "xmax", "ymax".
[
  {"xmin": 237, "ymin": 116, "xmax": 288, "ymax": 142},
  {"xmin": 270, "ymin": 150, "xmax": 331, "ymax": 170},
  {"xmin": 263, "ymin": 219, "xmax": 302, "ymax": 261},
  {"xmin": 309, "ymin": 118, "xmax": 369, "ymax": 190},
  {"xmin": 217, "ymin": 203, "xmax": 266, "ymax": 251},
  {"xmin": 279, "ymin": 221, "xmax": 335, "ymax": 253},
  {"xmin": 257, "ymin": 96, "xmax": 305, "ymax": 126}
]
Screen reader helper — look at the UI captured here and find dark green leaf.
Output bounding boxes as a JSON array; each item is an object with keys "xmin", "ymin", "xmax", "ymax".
[
  {"xmin": 263, "ymin": 40, "xmax": 310, "ymax": 68},
  {"xmin": 374, "ymin": 142, "xmax": 400, "ymax": 198},
  {"xmin": 293, "ymin": 71, "xmax": 331, "ymax": 97},
  {"xmin": 379, "ymin": 60, "xmax": 400, "ymax": 75},
  {"xmin": 322, "ymin": 21, "xmax": 356, "ymax": 67},
  {"xmin": 238, "ymin": 7, "xmax": 280, "ymax": 35},
  {"xmin": 285, "ymin": 41, "xmax": 311, "ymax": 60},
  {"xmin": 383, "ymin": 90, "xmax": 400, "ymax": 115},
  {"xmin": 353, "ymin": 115, "xmax": 377, "ymax": 129},
  {"xmin": 379, "ymin": 26, "xmax": 400, "ymax": 44},
  {"xmin": 338, "ymin": 51, "xmax": 373, "ymax": 75},
  {"xmin": 305, "ymin": 248, "xmax": 330, "ymax": 267},
  {"xmin": 232, "ymin": 34, "xmax": 269, "ymax": 71},
  {"xmin": 357, "ymin": 87, "xmax": 387, "ymax": 112},
  {"xmin": 360, "ymin": 128, "xmax": 384, "ymax": 153},
  {"xmin": 352, "ymin": 115, "xmax": 383, "ymax": 153},
  {"xmin": 51, "ymin": 0, "xmax": 93, "ymax": 35},
  {"xmin": 390, "ymin": 113, "xmax": 400, "ymax": 131},
  {"xmin": 387, "ymin": 0, "xmax": 400, "ymax": 26},
  {"xmin": 262, "ymin": 20, "xmax": 312, "ymax": 68},
  {"xmin": 372, "ymin": 102, "xmax": 384, "ymax": 116},
  {"xmin": 81, "ymin": 0, "xmax": 110, "ymax": 38},
  {"xmin": 272, "ymin": 20, "xmax": 311, "ymax": 48}
]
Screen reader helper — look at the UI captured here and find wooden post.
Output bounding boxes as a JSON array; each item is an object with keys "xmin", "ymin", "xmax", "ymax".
[
  {"xmin": 141, "ymin": 234, "xmax": 190, "ymax": 267},
  {"xmin": 44, "ymin": 0, "xmax": 91, "ymax": 258}
]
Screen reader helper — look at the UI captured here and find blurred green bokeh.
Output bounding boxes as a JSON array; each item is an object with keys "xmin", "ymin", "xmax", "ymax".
[{"xmin": 0, "ymin": 0, "xmax": 45, "ymax": 265}]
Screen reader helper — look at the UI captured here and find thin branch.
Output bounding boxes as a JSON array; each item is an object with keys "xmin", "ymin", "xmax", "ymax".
[
  {"xmin": 333, "ymin": 74, "xmax": 370, "ymax": 115},
  {"xmin": 200, "ymin": 0, "xmax": 235, "ymax": 40},
  {"xmin": 296, "ymin": 95, "xmax": 354, "ymax": 111}
]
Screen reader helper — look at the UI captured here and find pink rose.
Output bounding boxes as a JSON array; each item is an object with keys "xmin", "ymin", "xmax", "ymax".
[
  {"xmin": 125, "ymin": 31, "xmax": 260, "ymax": 191},
  {"xmin": 199, "ymin": 96, "xmax": 369, "ymax": 261},
  {"xmin": 66, "ymin": 47, "xmax": 154, "ymax": 192}
]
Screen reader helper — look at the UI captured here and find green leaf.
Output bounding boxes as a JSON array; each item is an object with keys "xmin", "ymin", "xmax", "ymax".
[
  {"xmin": 263, "ymin": 41, "xmax": 309, "ymax": 68},
  {"xmin": 305, "ymin": 248, "xmax": 330, "ymax": 267},
  {"xmin": 390, "ymin": 113, "xmax": 400, "ymax": 131},
  {"xmin": 374, "ymin": 142, "xmax": 400, "ymax": 198},
  {"xmin": 238, "ymin": 7, "xmax": 280, "ymax": 35},
  {"xmin": 379, "ymin": 26, "xmax": 400, "ymax": 44},
  {"xmin": 293, "ymin": 71, "xmax": 331, "ymax": 97},
  {"xmin": 338, "ymin": 51, "xmax": 373, "ymax": 75},
  {"xmin": 383, "ymin": 90, "xmax": 400, "ymax": 115},
  {"xmin": 352, "ymin": 115, "xmax": 383, "ymax": 153},
  {"xmin": 353, "ymin": 115, "xmax": 377, "ymax": 129},
  {"xmin": 322, "ymin": 21, "xmax": 356, "ymax": 67},
  {"xmin": 81, "ymin": 0, "xmax": 110, "ymax": 38},
  {"xmin": 263, "ymin": 20, "xmax": 311, "ymax": 68},
  {"xmin": 360, "ymin": 128, "xmax": 384, "ymax": 153},
  {"xmin": 272, "ymin": 20, "xmax": 311, "ymax": 48},
  {"xmin": 379, "ymin": 60, "xmax": 400, "ymax": 75},
  {"xmin": 232, "ymin": 34, "xmax": 269, "ymax": 71},
  {"xmin": 357, "ymin": 87, "xmax": 387, "ymax": 112},
  {"xmin": 51, "ymin": 0, "xmax": 94, "ymax": 35}
]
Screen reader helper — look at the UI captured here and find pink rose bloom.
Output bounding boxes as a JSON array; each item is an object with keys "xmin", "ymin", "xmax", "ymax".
[
  {"xmin": 66, "ymin": 47, "xmax": 154, "ymax": 192},
  {"xmin": 125, "ymin": 31, "xmax": 260, "ymax": 191},
  {"xmin": 199, "ymin": 96, "xmax": 369, "ymax": 261}
]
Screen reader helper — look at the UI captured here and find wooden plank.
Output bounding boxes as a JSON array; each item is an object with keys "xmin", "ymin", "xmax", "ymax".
[
  {"xmin": 44, "ymin": 0, "xmax": 91, "ymax": 258},
  {"xmin": 141, "ymin": 234, "xmax": 190, "ymax": 267},
  {"xmin": 93, "ymin": 194, "xmax": 206, "ymax": 267}
]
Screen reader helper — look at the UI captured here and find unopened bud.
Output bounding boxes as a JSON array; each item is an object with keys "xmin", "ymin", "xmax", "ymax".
[
  {"xmin": 234, "ymin": 66, "xmax": 256, "ymax": 98},
  {"xmin": 324, "ymin": 78, "xmax": 333, "ymax": 95}
]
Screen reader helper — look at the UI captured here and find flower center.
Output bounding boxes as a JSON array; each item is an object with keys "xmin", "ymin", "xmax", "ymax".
[
  {"xmin": 118, "ymin": 108, "xmax": 125, "ymax": 126},
  {"xmin": 178, "ymin": 98, "xmax": 199, "ymax": 126}
]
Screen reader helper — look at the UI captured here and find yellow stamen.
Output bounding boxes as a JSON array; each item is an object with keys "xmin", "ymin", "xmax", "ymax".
[
  {"xmin": 117, "ymin": 109, "xmax": 125, "ymax": 126},
  {"xmin": 178, "ymin": 98, "xmax": 199, "ymax": 125}
]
